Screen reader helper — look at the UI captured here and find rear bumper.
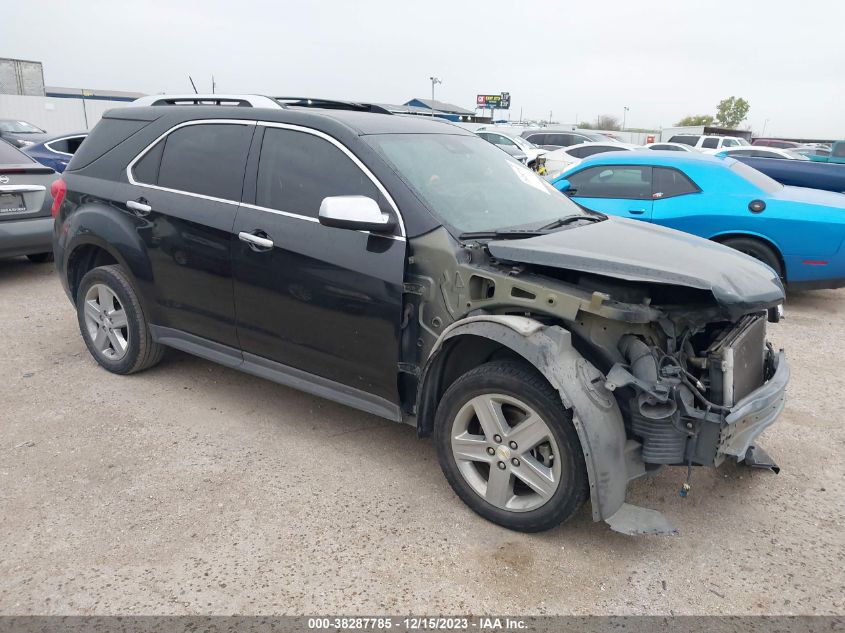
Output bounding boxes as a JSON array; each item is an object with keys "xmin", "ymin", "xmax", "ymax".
[
  {"xmin": 0, "ymin": 216, "xmax": 53, "ymax": 258},
  {"xmin": 718, "ymin": 350, "xmax": 789, "ymax": 461},
  {"xmin": 788, "ymin": 277, "xmax": 845, "ymax": 291}
]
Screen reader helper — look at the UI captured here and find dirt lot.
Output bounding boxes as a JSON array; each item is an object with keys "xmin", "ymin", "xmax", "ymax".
[{"xmin": 1, "ymin": 257, "xmax": 843, "ymax": 615}]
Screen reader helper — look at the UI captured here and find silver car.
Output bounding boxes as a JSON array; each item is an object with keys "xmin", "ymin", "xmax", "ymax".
[{"xmin": 0, "ymin": 140, "xmax": 56, "ymax": 262}]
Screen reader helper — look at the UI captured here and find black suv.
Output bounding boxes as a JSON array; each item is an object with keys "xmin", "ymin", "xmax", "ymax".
[{"xmin": 54, "ymin": 96, "xmax": 789, "ymax": 534}]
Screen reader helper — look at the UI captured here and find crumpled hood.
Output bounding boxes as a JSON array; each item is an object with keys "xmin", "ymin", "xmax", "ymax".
[{"xmin": 488, "ymin": 216, "xmax": 785, "ymax": 310}]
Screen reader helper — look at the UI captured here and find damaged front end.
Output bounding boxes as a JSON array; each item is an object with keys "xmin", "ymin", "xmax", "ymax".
[
  {"xmin": 409, "ymin": 221, "xmax": 789, "ymax": 536},
  {"xmin": 606, "ymin": 314, "xmax": 788, "ymax": 471}
]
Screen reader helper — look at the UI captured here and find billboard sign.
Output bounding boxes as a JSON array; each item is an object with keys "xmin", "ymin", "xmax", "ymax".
[{"xmin": 476, "ymin": 92, "xmax": 510, "ymax": 110}]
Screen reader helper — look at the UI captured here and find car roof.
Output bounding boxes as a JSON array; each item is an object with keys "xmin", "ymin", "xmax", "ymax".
[
  {"xmin": 40, "ymin": 131, "xmax": 88, "ymax": 141},
  {"xmin": 572, "ymin": 149, "xmax": 734, "ymax": 168},
  {"xmin": 109, "ymin": 105, "xmax": 473, "ymax": 137},
  {"xmin": 555, "ymin": 142, "xmax": 638, "ymax": 153}
]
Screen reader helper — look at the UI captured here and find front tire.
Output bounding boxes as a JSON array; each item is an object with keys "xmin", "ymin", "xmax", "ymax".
[
  {"xmin": 434, "ymin": 361, "xmax": 588, "ymax": 532},
  {"xmin": 722, "ymin": 237, "xmax": 784, "ymax": 279},
  {"xmin": 76, "ymin": 265, "xmax": 164, "ymax": 375}
]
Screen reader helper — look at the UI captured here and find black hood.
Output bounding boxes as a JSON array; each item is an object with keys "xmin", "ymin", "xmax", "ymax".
[{"xmin": 487, "ymin": 216, "xmax": 784, "ymax": 311}]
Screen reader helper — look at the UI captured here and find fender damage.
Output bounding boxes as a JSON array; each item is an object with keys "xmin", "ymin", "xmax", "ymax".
[
  {"xmin": 423, "ymin": 315, "xmax": 678, "ymax": 535},
  {"xmin": 406, "ymin": 225, "xmax": 788, "ymax": 536}
]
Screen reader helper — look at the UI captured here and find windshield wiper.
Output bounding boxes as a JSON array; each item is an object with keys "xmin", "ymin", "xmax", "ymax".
[
  {"xmin": 536, "ymin": 214, "xmax": 604, "ymax": 230},
  {"xmin": 458, "ymin": 228, "xmax": 550, "ymax": 240},
  {"xmin": 459, "ymin": 214, "xmax": 606, "ymax": 241}
]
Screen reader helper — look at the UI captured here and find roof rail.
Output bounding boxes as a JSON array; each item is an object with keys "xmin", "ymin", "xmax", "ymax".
[
  {"xmin": 274, "ymin": 97, "xmax": 392, "ymax": 115},
  {"xmin": 131, "ymin": 94, "xmax": 283, "ymax": 109}
]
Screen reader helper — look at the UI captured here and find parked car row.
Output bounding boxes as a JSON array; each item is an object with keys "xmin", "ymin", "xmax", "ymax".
[
  {"xmin": 475, "ymin": 129, "xmax": 548, "ymax": 172},
  {"xmin": 1, "ymin": 119, "xmax": 87, "ymax": 172},
  {"xmin": 0, "ymin": 140, "xmax": 57, "ymax": 262}
]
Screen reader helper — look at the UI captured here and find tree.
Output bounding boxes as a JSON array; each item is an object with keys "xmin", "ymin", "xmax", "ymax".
[
  {"xmin": 580, "ymin": 115, "xmax": 621, "ymax": 131},
  {"xmin": 675, "ymin": 114, "xmax": 714, "ymax": 126},
  {"xmin": 715, "ymin": 96, "xmax": 750, "ymax": 129}
]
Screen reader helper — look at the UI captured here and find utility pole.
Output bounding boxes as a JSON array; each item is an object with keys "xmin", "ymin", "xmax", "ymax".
[
  {"xmin": 429, "ymin": 76, "xmax": 442, "ymax": 101},
  {"xmin": 623, "ymin": 106, "xmax": 629, "ymax": 131},
  {"xmin": 429, "ymin": 76, "xmax": 442, "ymax": 117},
  {"xmin": 549, "ymin": 110, "xmax": 552, "ymax": 124},
  {"xmin": 762, "ymin": 118, "xmax": 770, "ymax": 137}
]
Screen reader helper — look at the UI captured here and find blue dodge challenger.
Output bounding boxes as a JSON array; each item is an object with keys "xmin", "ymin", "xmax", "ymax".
[{"xmin": 550, "ymin": 151, "xmax": 845, "ymax": 289}]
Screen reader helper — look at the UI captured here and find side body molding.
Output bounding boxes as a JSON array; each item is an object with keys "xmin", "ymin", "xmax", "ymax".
[{"xmin": 422, "ymin": 315, "xmax": 675, "ymax": 534}]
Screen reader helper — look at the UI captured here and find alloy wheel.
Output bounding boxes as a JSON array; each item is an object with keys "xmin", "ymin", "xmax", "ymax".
[
  {"xmin": 83, "ymin": 283, "xmax": 129, "ymax": 361},
  {"xmin": 450, "ymin": 393, "xmax": 562, "ymax": 512}
]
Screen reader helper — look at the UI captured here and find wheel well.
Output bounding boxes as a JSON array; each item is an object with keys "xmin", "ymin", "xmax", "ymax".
[
  {"xmin": 67, "ymin": 245, "xmax": 119, "ymax": 301},
  {"xmin": 416, "ymin": 334, "xmax": 538, "ymax": 437},
  {"xmin": 711, "ymin": 232, "xmax": 786, "ymax": 280}
]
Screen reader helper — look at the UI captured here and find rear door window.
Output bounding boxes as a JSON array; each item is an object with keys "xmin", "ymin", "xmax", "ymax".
[
  {"xmin": 256, "ymin": 127, "xmax": 391, "ymax": 221},
  {"xmin": 567, "ymin": 165, "xmax": 653, "ymax": 199},
  {"xmin": 134, "ymin": 123, "xmax": 253, "ymax": 201},
  {"xmin": 701, "ymin": 137, "xmax": 719, "ymax": 149}
]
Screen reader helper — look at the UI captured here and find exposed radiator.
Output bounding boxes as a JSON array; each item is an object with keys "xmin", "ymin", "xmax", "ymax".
[{"xmin": 707, "ymin": 314, "xmax": 767, "ymax": 406}]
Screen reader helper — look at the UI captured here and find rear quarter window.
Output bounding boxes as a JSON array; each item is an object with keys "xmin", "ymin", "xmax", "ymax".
[
  {"xmin": 68, "ymin": 118, "xmax": 150, "ymax": 171},
  {"xmin": 653, "ymin": 167, "xmax": 700, "ymax": 198}
]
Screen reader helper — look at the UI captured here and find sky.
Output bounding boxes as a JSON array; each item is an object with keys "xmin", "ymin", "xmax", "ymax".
[{"xmin": 5, "ymin": 0, "xmax": 845, "ymax": 138}]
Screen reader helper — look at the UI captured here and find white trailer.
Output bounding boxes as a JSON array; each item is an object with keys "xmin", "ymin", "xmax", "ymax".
[{"xmin": 0, "ymin": 58, "xmax": 45, "ymax": 97}]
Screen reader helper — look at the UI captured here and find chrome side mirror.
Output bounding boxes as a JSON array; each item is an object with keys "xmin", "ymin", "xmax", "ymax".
[{"xmin": 318, "ymin": 196, "xmax": 395, "ymax": 232}]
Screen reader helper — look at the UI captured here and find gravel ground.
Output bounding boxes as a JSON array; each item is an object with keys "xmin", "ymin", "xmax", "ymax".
[{"xmin": 1, "ymin": 257, "xmax": 843, "ymax": 615}]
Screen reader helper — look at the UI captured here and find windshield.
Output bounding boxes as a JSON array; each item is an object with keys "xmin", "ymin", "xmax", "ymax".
[
  {"xmin": 730, "ymin": 160, "xmax": 782, "ymax": 194},
  {"xmin": 366, "ymin": 134, "xmax": 589, "ymax": 233},
  {"xmin": 737, "ymin": 138, "xmax": 750, "ymax": 146},
  {"xmin": 0, "ymin": 120, "xmax": 45, "ymax": 134}
]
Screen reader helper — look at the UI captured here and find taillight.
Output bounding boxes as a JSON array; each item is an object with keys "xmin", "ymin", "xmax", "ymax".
[{"xmin": 50, "ymin": 178, "xmax": 67, "ymax": 217}]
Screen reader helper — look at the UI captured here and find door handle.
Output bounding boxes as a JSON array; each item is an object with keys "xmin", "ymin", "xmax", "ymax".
[
  {"xmin": 628, "ymin": 209, "xmax": 646, "ymax": 215},
  {"xmin": 127, "ymin": 199, "xmax": 152, "ymax": 215},
  {"xmin": 238, "ymin": 231, "xmax": 274, "ymax": 250}
]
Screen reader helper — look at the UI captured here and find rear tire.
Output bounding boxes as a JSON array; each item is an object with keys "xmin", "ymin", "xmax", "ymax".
[
  {"xmin": 27, "ymin": 252, "xmax": 53, "ymax": 263},
  {"xmin": 721, "ymin": 237, "xmax": 783, "ymax": 279},
  {"xmin": 434, "ymin": 361, "xmax": 588, "ymax": 532},
  {"xmin": 76, "ymin": 265, "xmax": 164, "ymax": 375}
]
